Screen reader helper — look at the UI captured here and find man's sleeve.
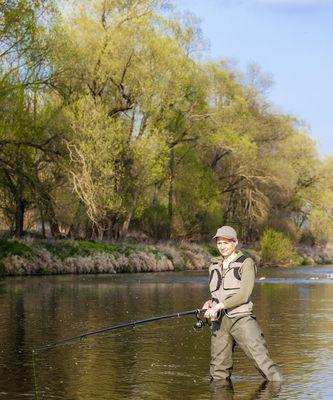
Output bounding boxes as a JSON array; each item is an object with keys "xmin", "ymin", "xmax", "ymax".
[{"xmin": 222, "ymin": 258, "xmax": 255, "ymax": 310}]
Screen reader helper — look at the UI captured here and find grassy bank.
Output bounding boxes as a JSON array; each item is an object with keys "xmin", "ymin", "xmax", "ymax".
[
  {"xmin": 1, "ymin": 236, "xmax": 332, "ymax": 278},
  {"xmin": 0, "ymin": 238, "xmax": 212, "ymax": 277}
]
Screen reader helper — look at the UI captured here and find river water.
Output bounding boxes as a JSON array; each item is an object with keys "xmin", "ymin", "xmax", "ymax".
[{"xmin": 1, "ymin": 266, "xmax": 333, "ymax": 399}]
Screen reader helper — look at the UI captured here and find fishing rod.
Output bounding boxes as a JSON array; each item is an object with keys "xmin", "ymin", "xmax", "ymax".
[
  {"xmin": 33, "ymin": 308, "xmax": 207, "ymax": 352},
  {"xmin": 31, "ymin": 309, "xmax": 208, "ymax": 400}
]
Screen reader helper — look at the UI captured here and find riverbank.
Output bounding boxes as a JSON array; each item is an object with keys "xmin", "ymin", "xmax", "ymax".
[
  {"xmin": 0, "ymin": 238, "xmax": 213, "ymax": 277},
  {"xmin": 0, "ymin": 238, "xmax": 332, "ymax": 277}
]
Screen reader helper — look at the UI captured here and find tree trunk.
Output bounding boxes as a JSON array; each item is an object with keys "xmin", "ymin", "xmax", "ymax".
[
  {"xmin": 41, "ymin": 191, "xmax": 61, "ymax": 238},
  {"xmin": 46, "ymin": 204, "xmax": 61, "ymax": 238},
  {"xmin": 119, "ymin": 215, "xmax": 131, "ymax": 240},
  {"xmin": 91, "ymin": 224, "xmax": 100, "ymax": 241},
  {"xmin": 105, "ymin": 215, "xmax": 119, "ymax": 241},
  {"xmin": 14, "ymin": 178, "xmax": 25, "ymax": 237},
  {"xmin": 97, "ymin": 225, "xmax": 104, "ymax": 241},
  {"xmin": 14, "ymin": 198, "xmax": 25, "ymax": 237},
  {"xmin": 119, "ymin": 206, "xmax": 136, "ymax": 240},
  {"xmin": 48, "ymin": 216, "xmax": 60, "ymax": 237},
  {"xmin": 40, "ymin": 206, "xmax": 46, "ymax": 238},
  {"xmin": 153, "ymin": 181, "xmax": 163, "ymax": 206},
  {"xmin": 84, "ymin": 219, "xmax": 94, "ymax": 240},
  {"xmin": 167, "ymin": 148, "xmax": 175, "ymax": 239}
]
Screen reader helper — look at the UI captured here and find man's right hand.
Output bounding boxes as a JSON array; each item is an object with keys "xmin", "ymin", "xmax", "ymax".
[
  {"xmin": 204, "ymin": 302, "xmax": 224, "ymax": 320},
  {"xmin": 202, "ymin": 299, "xmax": 213, "ymax": 310}
]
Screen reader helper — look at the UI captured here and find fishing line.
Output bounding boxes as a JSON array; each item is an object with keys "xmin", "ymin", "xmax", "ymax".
[{"xmin": 32, "ymin": 350, "xmax": 39, "ymax": 400}]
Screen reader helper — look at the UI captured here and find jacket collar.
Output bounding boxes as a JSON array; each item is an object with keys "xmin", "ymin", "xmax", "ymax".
[
  {"xmin": 211, "ymin": 251, "xmax": 243, "ymax": 267},
  {"xmin": 223, "ymin": 251, "xmax": 242, "ymax": 269}
]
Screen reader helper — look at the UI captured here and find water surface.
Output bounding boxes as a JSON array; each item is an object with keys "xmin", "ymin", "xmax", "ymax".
[{"xmin": 1, "ymin": 265, "xmax": 333, "ymax": 399}]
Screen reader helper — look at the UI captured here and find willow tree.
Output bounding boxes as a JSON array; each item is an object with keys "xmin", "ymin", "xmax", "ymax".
[
  {"xmin": 192, "ymin": 61, "xmax": 320, "ymax": 242},
  {"xmin": 1, "ymin": 0, "xmax": 325, "ymax": 243},
  {"xmin": 48, "ymin": 0, "xmax": 207, "ymax": 239},
  {"xmin": 0, "ymin": 0, "xmax": 64, "ymax": 236},
  {"xmin": 300, "ymin": 156, "xmax": 333, "ymax": 244},
  {"xmin": 0, "ymin": 80, "xmax": 66, "ymax": 236}
]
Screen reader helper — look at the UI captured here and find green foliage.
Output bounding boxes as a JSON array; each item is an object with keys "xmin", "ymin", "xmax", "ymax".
[
  {"xmin": 299, "ymin": 258, "xmax": 313, "ymax": 266},
  {"xmin": 139, "ymin": 204, "xmax": 170, "ymax": 239},
  {"xmin": 204, "ymin": 245, "xmax": 220, "ymax": 257},
  {"xmin": 173, "ymin": 261, "xmax": 186, "ymax": 271},
  {"xmin": 0, "ymin": 240, "xmax": 34, "ymax": 259},
  {"xmin": 260, "ymin": 229, "xmax": 297, "ymax": 266},
  {"xmin": 36, "ymin": 240, "xmax": 89, "ymax": 260},
  {"xmin": 0, "ymin": 0, "xmax": 332, "ymax": 245},
  {"xmin": 37, "ymin": 239, "xmax": 165, "ymax": 260}
]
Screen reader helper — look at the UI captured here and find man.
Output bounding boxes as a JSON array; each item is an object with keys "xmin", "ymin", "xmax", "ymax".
[{"xmin": 203, "ymin": 225, "xmax": 283, "ymax": 383}]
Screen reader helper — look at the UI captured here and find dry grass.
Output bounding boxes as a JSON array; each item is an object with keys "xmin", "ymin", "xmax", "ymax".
[{"xmin": 1, "ymin": 239, "xmax": 211, "ymax": 276}]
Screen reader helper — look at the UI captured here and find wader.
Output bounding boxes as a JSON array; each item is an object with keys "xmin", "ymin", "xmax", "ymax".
[{"xmin": 209, "ymin": 253, "xmax": 282, "ymax": 382}]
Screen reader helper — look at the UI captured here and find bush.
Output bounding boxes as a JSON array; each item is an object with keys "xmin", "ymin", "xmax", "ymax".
[
  {"xmin": 299, "ymin": 257, "xmax": 313, "ymax": 266},
  {"xmin": 204, "ymin": 245, "xmax": 220, "ymax": 257},
  {"xmin": 299, "ymin": 230, "xmax": 316, "ymax": 246},
  {"xmin": 260, "ymin": 229, "xmax": 297, "ymax": 266},
  {"xmin": 0, "ymin": 239, "xmax": 34, "ymax": 259}
]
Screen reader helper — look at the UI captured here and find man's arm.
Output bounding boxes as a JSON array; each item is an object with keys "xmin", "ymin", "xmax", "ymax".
[
  {"xmin": 222, "ymin": 258, "xmax": 255, "ymax": 310},
  {"xmin": 204, "ymin": 258, "xmax": 255, "ymax": 319}
]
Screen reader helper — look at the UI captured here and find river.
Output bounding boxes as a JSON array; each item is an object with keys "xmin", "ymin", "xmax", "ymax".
[{"xmin": 1, "ymin": 265, "xmax": 333, "ymax": 399}]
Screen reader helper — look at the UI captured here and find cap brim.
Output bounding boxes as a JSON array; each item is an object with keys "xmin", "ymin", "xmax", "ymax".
[{"xmin": 212, "ymin": 234, "xmax": 236, "ymax": 240}]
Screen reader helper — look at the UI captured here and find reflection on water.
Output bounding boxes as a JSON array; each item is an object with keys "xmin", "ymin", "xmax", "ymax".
[
  {"xmin": 0, "ymin": 265, "xmax": 333, "ymax": 399},
  {"xmin": 210, "ymin": 380, "xmax": 283, "ymax": 400}
]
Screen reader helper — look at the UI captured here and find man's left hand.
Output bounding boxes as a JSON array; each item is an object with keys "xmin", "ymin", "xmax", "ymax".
[{"xmin": 204, "ymin": 303, "xmax": 224, "ymax": 320}]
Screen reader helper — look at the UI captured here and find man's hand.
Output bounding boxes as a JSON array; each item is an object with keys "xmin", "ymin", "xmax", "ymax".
[
  {"xmin": 204, "ymin": 302, "xmax": 224, "ymax": 320},
  {"xmin": 202, "ymin": 299, "xmax": 213, "ymax": 310}
]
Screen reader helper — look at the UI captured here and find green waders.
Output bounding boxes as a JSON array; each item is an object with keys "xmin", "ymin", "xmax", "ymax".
[{"xmin": 210, "ymin": 315, "xmax": 283, "ymax": 382}]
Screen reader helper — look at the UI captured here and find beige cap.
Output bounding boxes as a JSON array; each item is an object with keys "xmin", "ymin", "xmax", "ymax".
[{"xmin": 213, "ymin": 226, "xmax": 237, "ymax": 240}]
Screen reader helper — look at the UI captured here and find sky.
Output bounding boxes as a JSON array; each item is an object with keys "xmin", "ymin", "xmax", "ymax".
[{"xmin": 175, "ymin": 0, "xmax": 333, "ymax": 156}]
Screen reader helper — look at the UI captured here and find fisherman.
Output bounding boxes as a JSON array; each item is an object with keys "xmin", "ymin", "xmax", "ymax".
[{"xmin": 203, "ymin": 225, "xmax": 283, "ymax": 383}]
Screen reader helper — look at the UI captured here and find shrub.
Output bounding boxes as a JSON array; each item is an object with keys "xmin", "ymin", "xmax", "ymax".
[
  {"xmin": 0, "ymin": 240, "xmax": 34, "ymax": 259},
  {"xmin": 204, "ymin": 245, "xmax": 220, "ymax": 257},
  {"xmin": 127, "ymin": 252, "xmax": 159, "ymax": 272},
  {"xmin": 260, "ymin": 229, "xmax": 297, "ymax": 266},
  {"xmin": 299, "ymin": 257, "xmax": 313, "ymax": 266},
  {"xmin": 3, "ymin": 255, "xmax": 28, "ymax": 276},
  {"xmin": 156, "ymin": 244, "xmax": 184, "ymax": 270}
]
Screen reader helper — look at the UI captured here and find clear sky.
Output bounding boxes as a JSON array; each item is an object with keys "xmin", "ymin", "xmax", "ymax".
[{"xmin": 175, "ymin": 0, "xmax": 333, "ymax": 156}]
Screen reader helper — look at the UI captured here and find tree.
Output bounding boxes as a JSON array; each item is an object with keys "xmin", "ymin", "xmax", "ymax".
[{"xmin": 48, "ymin": 0, "xmax": 209, "ymax": 239}]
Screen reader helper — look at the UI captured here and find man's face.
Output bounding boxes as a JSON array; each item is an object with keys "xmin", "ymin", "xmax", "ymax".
[{"xmin": 216, "ymin": 237, "xmax": 238, "ymax": 258}]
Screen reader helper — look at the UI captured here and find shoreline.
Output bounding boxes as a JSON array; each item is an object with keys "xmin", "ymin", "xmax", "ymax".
[
  {"xmin": 0, "ymin": 238, "xmax": 332, "ymax": 278},
  {"xmin": 0, "ymin": 238, "xmax": 211, "ymax": 277}
]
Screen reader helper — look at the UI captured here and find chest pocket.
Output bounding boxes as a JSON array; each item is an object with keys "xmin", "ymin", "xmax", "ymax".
[
  {"xmin": 222, "ymin": 260, "xmax": 245, "ymax": 290},
  {"xmin": 209, "ymin": 267, "xmax": 222, "ymax": 293},
  {"xmin": 223, "ymin": 268, "xmax": 241, "ymax": 290},
  {"xmin": 223, "ymin": 255, "xmax": 247, "ymax": 290}
]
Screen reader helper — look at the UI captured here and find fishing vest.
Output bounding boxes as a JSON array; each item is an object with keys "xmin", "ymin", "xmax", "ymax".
[{"xmin": 209, "ymin": 253, "xmax": 255, "ymax": 318}]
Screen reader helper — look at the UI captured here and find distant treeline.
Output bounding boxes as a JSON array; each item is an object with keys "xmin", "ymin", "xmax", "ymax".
[{"xmin": 1, "ymin": 0, "xmax": 333, "ymax": 245}]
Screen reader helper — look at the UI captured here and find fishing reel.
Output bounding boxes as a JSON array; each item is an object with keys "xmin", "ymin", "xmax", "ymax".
[{"xmin": 192, "ymin": 309, "xmax": 210, "ymax": 331}]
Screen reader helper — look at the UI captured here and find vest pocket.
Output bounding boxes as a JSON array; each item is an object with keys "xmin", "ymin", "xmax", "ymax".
[{"xmin": 223, "ymin": 269, "xmax": 241, "ymax": 290}]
